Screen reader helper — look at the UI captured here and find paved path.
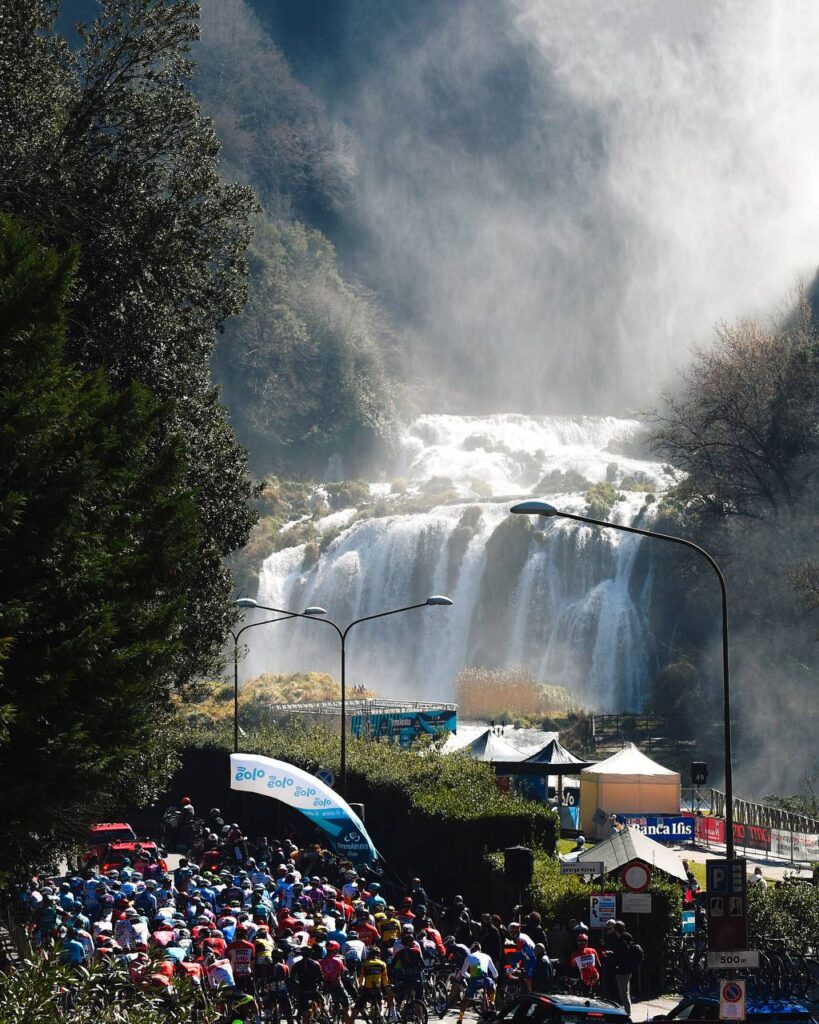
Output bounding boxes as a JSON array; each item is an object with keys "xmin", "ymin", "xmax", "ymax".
[{"xmin": 677, "ymin": 843, "xmax": 813, "ymax": 881}]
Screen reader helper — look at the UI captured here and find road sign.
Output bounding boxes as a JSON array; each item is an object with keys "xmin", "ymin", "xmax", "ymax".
[
  {"xmin": 719, "ymin": 978, "xmax": 746, "ymax": 1020},
  {"xmin": 621, "ymin": 892, "xmax": 652, "ymax": 914},
  {"xmin": 561, "ymin": 860, "xmax": 604, "ymax": 876},
  {"xmin": 707, "ymin": 858, "xmax": 748, "ymax": 952},
  {"xmin": 315, "ymin": 768, "xmax": 336, "ymax": 789},
  {"xmin": 621, "ymin": 859, "xmax": 652, "ymax": 892},
  {"xmin": 589, "ymin": 893, "xmax": 617, "ymax": 928},
  {"xmin": 707, "ymin": 951, "xmax": 760, "ymax": 970}
]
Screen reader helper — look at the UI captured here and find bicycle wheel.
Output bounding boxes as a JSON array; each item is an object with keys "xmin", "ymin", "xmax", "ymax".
[
  {"xmin": 431, "ymin": 980, "xmax": 448, "ymax": 1019},
  {"xmin": 400, "ymin": 999, "xmax": 428, "ymax": 1024}
]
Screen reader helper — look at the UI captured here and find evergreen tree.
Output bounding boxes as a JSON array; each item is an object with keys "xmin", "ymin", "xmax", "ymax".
[
  {"xmin": 0, "ymin": 0, "xmax": 257, "ymax": 678},
  {"xmin": 0, "ymin": 216, "xmax": 209, "ymax": 872}
]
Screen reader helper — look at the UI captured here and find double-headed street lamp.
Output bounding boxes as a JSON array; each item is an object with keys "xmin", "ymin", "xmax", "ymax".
[
  {"xmin": 511, "ymin": 499, "xmax": 735, "ymax": 860},
  {"xmin": 237, "ymin": 595, "xmax": 453, "ymax": 795},
  {"xmin": 229, "ymin": 602, "xmax": 326, "ymax": 754}
]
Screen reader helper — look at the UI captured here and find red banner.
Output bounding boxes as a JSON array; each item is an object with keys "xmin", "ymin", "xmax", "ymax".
[
  {"xmin": 694, "ymin": 815, "xmax": 770, "ymax": 852},
  {"xmin": 695, "ymin": 815, "xmax": 725, "ymax": 844}
]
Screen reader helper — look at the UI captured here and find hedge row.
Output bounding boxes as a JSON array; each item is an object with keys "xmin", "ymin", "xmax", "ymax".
[{"xmin": 166, "ymin": 723, "xmax": 558, "ymax": 906}]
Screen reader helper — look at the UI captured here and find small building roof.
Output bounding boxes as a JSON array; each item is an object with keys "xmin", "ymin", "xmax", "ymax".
[{"xmin": 576, "ymin": 825, "xmax": 688, "ymax": 881}]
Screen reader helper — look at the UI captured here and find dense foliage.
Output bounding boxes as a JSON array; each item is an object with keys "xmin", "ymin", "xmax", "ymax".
[
  {"xmin": 0, "ymin": 954, "xmax": 201, "ymax": 1023},
  {"xmin": 747, "ymin": 882, "xmax": 819, "ymax": 951},
  {"xmin": 212, "ymin": 217, "xmax": 395, "ymax": 476},
  {"xmin": 195, "ymin": 0, "xmax": 397, "ymax": 476},
  {"xmin": 649, "ymin": 289, "xmax": 819, "ymax": 786},
  {"xmin": 0, "ymin": 0, "xmax": 257, "ymax": 680},
  {"xmin": 0, "ymin": 218, "xmax": 203, "ymax": 873}
]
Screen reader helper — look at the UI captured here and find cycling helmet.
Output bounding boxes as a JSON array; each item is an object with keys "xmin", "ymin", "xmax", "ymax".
[
  {"xmin": 210, "ymin": 808, "xmax": 221, "ymax": 816},
  {"xmin": 402, "ymin": 924, "xmax": 415, "ymax": 935},
  {"xmin": 326, "ymin": 940, "xmax": 340, "ymax": 953},
  {"xmin": 576, "ymin": 932, "xmax": 589, "ymax": 943},
  {"xmin": 369, "ymin": 882, "xmax": 381, "ymax": 892},
  {"xmin": 181, "ymin": 797, "xmax": 191, "ymax": 806},
  {"xmin": 366, "ymin": 946, "xmax": 380, "ymax": 959}
]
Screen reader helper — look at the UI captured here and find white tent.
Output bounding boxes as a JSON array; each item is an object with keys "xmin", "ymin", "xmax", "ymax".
[
  {"xmin": 576, "ymin": 824, "xmax": 688, "ymax": 882},
  {"xmin": 460, "ymin": 728, "xmax": 526, "ymax": 763},
  {"xmin": 580, "ymin": 743, "xmax": 681, "ymax": 838}
]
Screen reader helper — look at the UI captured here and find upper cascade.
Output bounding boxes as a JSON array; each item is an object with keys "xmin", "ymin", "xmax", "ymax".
[{"xmin": 247, "ymin": 414, "xmax": 679, "ymax": 711}]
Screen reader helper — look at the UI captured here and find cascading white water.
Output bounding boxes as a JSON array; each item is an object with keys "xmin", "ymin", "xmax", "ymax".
[{"xmin": 246, "ymin": 414, "xmax": 679, "ymax": 710}]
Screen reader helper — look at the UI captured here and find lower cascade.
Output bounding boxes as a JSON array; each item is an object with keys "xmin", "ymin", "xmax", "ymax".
[{"xmin": 248, "ymin": 414, "xmax": 679, "ymax": 711}]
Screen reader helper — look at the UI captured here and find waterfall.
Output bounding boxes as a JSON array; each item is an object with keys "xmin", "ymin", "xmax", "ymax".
[{"xmin": 246, "ymin": 414, "xmax": 678, "ymax": 711}]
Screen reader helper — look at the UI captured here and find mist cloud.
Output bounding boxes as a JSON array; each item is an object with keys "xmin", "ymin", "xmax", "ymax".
[{"xmin": 300, "ymin": 0, "xmax": 819, "ymax": 414}]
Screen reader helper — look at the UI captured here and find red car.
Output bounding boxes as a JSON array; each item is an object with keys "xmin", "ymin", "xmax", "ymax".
[
  {"xmin": 81, "ymin": 822, "xmax": 137, "ymax": 866},
  {"xmin": 101, "ymin": 840, "xmax": 167, "ymax": 873}
]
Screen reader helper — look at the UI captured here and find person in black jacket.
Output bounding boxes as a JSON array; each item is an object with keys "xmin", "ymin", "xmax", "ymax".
[
  {"xmin": 479, "ymin": 913, "xmax": 502, "ymax": 969},
  {"xmin": 603, "ymin": 920, "xmax": 635, "ymax": 1015},
  {"xmin": 525, "ymin": 912, "xmax": 547, "ymax": 947}
]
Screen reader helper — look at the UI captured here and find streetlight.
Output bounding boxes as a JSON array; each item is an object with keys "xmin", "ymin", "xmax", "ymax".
[
  {"xmin": 510, "ymin": 499, "xmax": 735, "ymax": 859},
  {"xmin": 239, "ymin": 595, "xmax": 454, "ymax": 794},
  {"xmin": 229, "ymin": 601, "xmax": 327, "ymax": 754}
]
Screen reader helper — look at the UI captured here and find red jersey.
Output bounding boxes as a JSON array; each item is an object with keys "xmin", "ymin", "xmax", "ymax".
[
  {"xmin": 569, "ymin": 947, "xmax": 601, "ymax": 987},
  {"xmin": 320, "ymin": 954, "xmax": 347, "ymax": 988},
  {"xmin": 227, "ymin": 938, "xmax": 255, "ymax": 977},
  {"xmin": 202, "ymin": 935, "xmax": 226, "ymax": 958},
  {"xmin": 351, "ymin": 921, "xmax": 380, "ymax": 947}
]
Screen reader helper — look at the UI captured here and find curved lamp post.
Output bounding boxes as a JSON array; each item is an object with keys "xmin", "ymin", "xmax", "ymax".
[
  {"xmin": 510, "ymin": 499, "xmax": 735, "ymax": 859},
  {"xmin": 239, "ymin": 595, "xmax": 454, "ymax": 795},
  {"xmin": 230, "ymin": 600, "xmax": 327, "ymax": 754}
]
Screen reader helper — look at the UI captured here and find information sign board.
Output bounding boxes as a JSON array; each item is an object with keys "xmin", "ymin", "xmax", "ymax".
[
  {"xmin": 621, "ymin": 893, "xmax": 652, "ymax": 914},
  {"xmin": 706, "ymin": 858, "xmax": 748, "ymax": 952},
  {"xmin": 561, "ymin": 861, "xmax": 604, "ymax": 876},
  {"xmin": 589, "ymin": 893, "xmax": 617, "ymax": 928},
  {"xmin": 707, "ymin": 951, "xmax": 759, "ymax": 970}
]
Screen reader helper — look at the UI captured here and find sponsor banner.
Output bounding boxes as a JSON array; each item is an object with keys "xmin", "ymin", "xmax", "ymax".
[
  {"xmin": 794, "ymin": 832, "xmax": 819, "ymax": 861},
  {"xmin": 732, "ymin": 822, "xmax": 770, "ymax": 853},
  {"xmin": 230, "ymin": 753, "xmax": 377, "ymax": 865},
  {"xmin": 616, "ymin": 814, "xmax": 694, "ymax": 842},
  {"xmin": 350, "ymin": 709, "xmax": 456, "ymax": 746},
  {"xmin": 696, "ymin": 815, "xmax": 726, "ymax": 844},
  {"xmin": 770, "ymin": 828, "xmax": 792, "ymax": 859}
]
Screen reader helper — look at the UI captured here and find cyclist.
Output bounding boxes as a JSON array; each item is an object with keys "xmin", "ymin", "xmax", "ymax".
[
  {"xmin": 226, "ymin": 924, "xmax": 256, "ymax": 993},
  {"xmin": 456, "ymin": 941, "xmax": 497, "ymax": 1022},
  {"xmin": 267, "ymin": 948, "xmax": 295, "ymax": 1024},
  {"xmin": 228, "ymin": 990, "xmax": 260, "ymax": 1023},
  {"xmin": 568, "ymin": 932, "xmax": 601, "ymax": 993},
  {"xmin": 321, "ymin": 940, "xmax": 351, "ymax": 1018},
  {"xmin": 291, "ymin": 944, "xmax": 325, "ymax": 1024},
  {"xmin": 348, "ymin": 945, "xmax": 391, "ymax": 1024},
  {"xmin": 508, "ymin": 922, "xmax": 537, "ymax": 991},
  {"xmin": 391, "ymin": 925, "xmax": 425, "ymax": 1006}
]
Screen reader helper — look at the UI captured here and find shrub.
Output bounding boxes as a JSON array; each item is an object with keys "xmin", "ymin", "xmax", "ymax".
[
  {"xmin": 325, "ymin": 479, "xmax": 371, "ymax": 509},
  {"xmin": 585, "ymin": 481, "xmax": 620, "ymax": 519},
  {"xmin": 455, "ymin": 666, "xmax": 576, "ymax": 719},
  {"xmin": 534, "ymin": 468, "xmax": 592, "ymax": 494},
  {"xmin": 0, "ymin": 951, "xmax": 201, "ymax": 1022},
  {"xmin": 746, "ymin": 881, "xmax": 819, "ymax": 949}
]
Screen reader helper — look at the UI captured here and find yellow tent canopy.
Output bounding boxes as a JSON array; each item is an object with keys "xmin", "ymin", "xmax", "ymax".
[{"xmin": 580, "ymin": 743, "xmax": 681, "ymax": 838}]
